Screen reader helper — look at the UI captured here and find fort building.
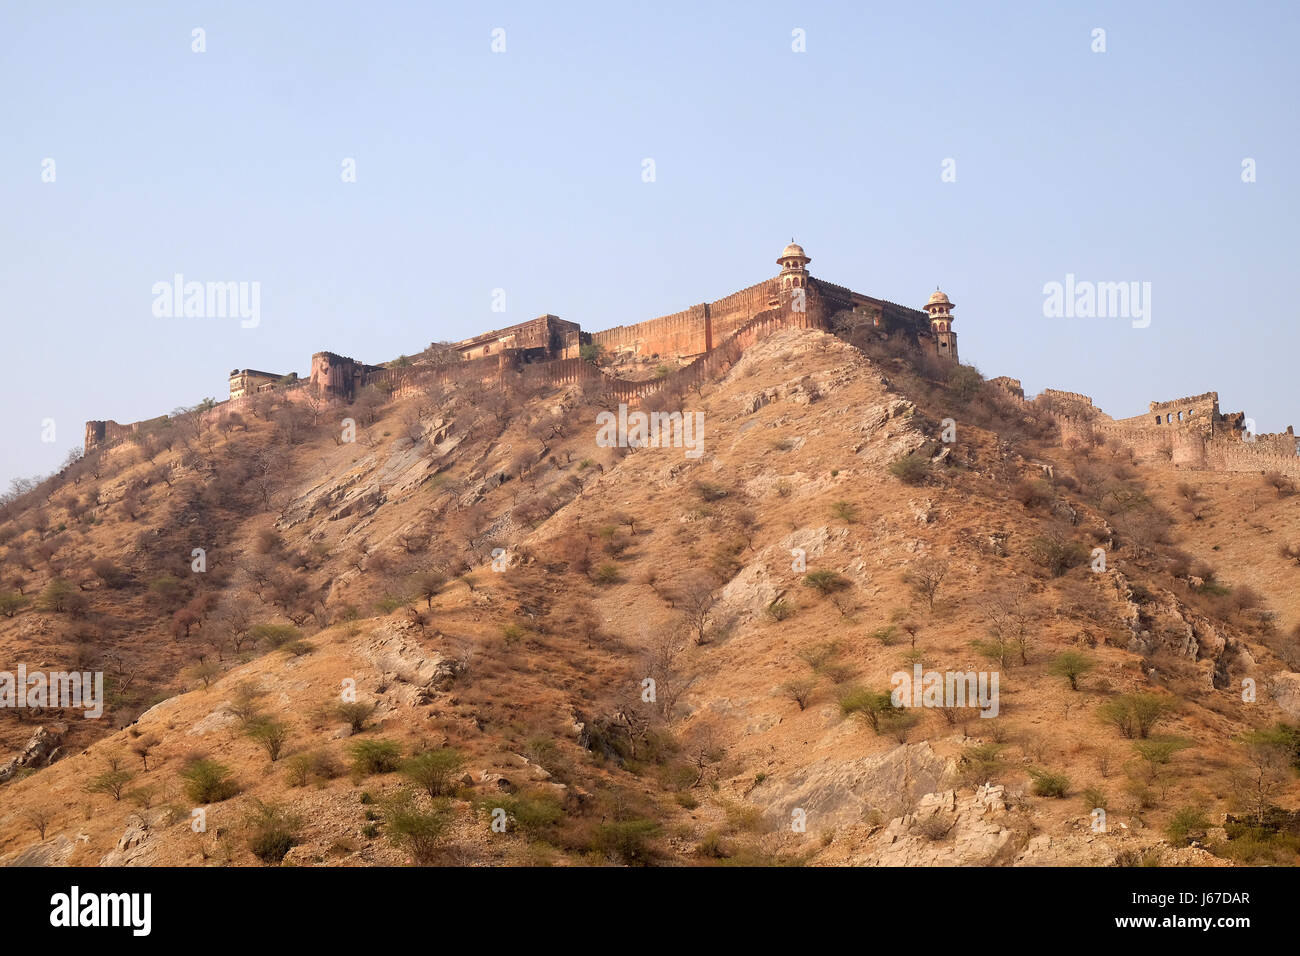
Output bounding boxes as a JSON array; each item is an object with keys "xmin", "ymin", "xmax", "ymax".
[
  {"xmin": 229, "ymin": 368, "xmax": 298, "ymax": 400},
  {"xmin": 86, "ymin": 240, "xmax": 961, "ymax": 453},
  {"xmin": 452, "ymin": 314, "xmax": 585, "ymax": 363}
]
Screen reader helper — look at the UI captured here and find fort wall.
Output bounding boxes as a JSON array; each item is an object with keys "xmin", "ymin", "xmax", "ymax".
[
  {"xmin": 591, "ymin": 304, "xmax": 711, "ymax": 359},
  {"xmin": 590, "ymin": 278, "xmax": 785, "ymax": 360},
  {"xmin": 1041, "ymin": 389, "xmax": 1095, "ymax": 408}
]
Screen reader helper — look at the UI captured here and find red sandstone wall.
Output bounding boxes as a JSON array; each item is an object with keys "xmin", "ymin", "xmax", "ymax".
[
  {"xmin": 591, "ymin": 278, "xmax": 781, "ymax": 359},
  {"xmin": 591, "ymin": 305, "xmax": 710, "ymax": 358},
  {"xmin": 704, "ymin": 280, "xmax": 780, "ymax": 345}
]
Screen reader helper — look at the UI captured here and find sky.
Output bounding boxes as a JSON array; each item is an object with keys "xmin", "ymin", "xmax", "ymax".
[{"xmin": 2, "ymin": 0, "xmax": 1298, "ymax": 489}]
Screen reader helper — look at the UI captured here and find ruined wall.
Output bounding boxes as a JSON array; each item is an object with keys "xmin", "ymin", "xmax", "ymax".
[
  {"xmin": 85, "ymin": 420, "xmax": 132, "ymax": 452},
  {"xmin": 1051, "ymin": 407, "xmax": 1300, "ymax": 476},
  {"xmin": 1116, "ymin": 391, "xmax": 1219, "ymax": 435},
  {"xmin": 83, "ymin": 415, "xmax": 174, "ymax": 453},
  {"xmin": 988, "ymin": 377, "xmax": 1025, "ymax": 399}
]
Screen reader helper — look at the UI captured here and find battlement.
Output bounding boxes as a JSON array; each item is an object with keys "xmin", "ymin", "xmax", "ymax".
[{"xmin": 1150, "ymin": 391, "xmax": 1218, "ymax": 413}]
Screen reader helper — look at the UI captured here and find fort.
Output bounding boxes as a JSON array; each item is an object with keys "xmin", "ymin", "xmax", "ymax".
[
  {"xmin": 83, "ymin": 241, "xmax": 1299, "ymax": 478},
  {"xmin": 85, "ymin": 242, "xmax": 955, "ymax": 452},
  {"xmin": 1009, "ymin": 384, "xmax": 1300, "ymax": 477}
]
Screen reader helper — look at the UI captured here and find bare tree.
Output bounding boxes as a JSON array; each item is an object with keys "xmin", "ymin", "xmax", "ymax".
[
  {"xmin": 24, "ymin": 806, "xmax": 54, "ymax": 840},
  {"xmin": 642, "ymin": 625, "xmax": 695, "ymax": 719},
  {"xmin": 975, "ymin": 587, "xmax": 1033, "ymax": 667},
  {"xmin": 907, "ymin": 557, "xmax": 950, "ymax": 613},
  {"xmin": 677, "ymin": 576, "xmax": 718, "ymax": 646}
]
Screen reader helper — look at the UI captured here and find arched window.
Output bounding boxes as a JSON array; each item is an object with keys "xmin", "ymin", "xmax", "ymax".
[{"xmin": 1154, "ymin": 415, "xmax": 1161, "ymax": 424}]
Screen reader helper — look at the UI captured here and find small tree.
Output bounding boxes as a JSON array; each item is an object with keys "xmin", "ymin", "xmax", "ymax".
[
  {"xmin": 337, "ymin": 701, "xmax": 374, "ymax": 735},
  {"xmin": 1132, "ymin": 738, "xmax": 1190, "ymax": 783},
  {"xmin": 187, "ymin": 660, "xmax": 221, "ymax": 689},
  {"xmin": 1166, "ymin": 806, "xmax": 1209, "ymax": 846},
  {"xmin": 411, "ymin": 571, "xmax": 447, "ymax": 609},
  {"xmin": 1235, "ymin": 727, "xmax": 1293, "ymax": 824},
  {"xmin": 85, "ymin": 767, "xmax": 134, "ymax": 801},
  {"xmin": 37, "ymin": 578, "xmax": 77, "ymax": 613},
  {"xmin": 251, "ymin": 624, "xmax": 301, "ymax": 649},
  {"xmin": 245, "ymin": 799, "xmax": 302, "ymax": 865},
  {"xmin": 401, "ymin": 749, "xmax": 465, "ymax": 798},
  {"xmin": 838, "ymin": 687, "xmax": 896, "ymax": 733},
  {"xmin": 24, "ymin": 806, "xmax": 54, "ymax": 840},
  {"xmin": 1028, "ymin": 530, "xmax": 1089, "ymax": 577},
  {"xmin": 1028, "ymin": 768, "xmax": 1070, "ymax": 798},
  {"xmin": 180, "ymin": 758, "xmax": 239, "ymax": 803},
  {"xmin": 0, "ymin": 592, "xmax": 28, "ymax": 617},
  {"xmin": 803, "ymin": 570, "xmax": 851, "ymax": 596},
  {"xmin": 677, "ymin": 577, "xmax": 718, "ymax": 645},
  {"xmin": 780, "ymin": 678, "xmax": 817, "ymax": 711},
  {"xmin": 1049, "ymin": 650, "xmax": 1095, "ymax": 691},
  {"xmin": 382, "ymin": 790, "xmax": 449, "ymax": 864},
  {"xmin": 830, "ymin": 500, "xmax": 858, "ymax": 524},
  {"xmin": 130, "ymin": 734, "xmax": 158, "ymax": 771},
  {"xmin": 247, "ymin": 719, "xmax": 291, "ymax": 762},
  {"xmin": 888, "ymin": 453, "xmax": 929, "ymax": 485},
  {"xmin": 348, "ymin": 739, "xmax": 403, "ymax": 776},
  {"xmin": 1097, "ymin": 693, "xmax": 1173, "ymax": 739}
]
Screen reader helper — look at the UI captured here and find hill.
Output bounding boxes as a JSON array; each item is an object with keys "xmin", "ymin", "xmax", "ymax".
[{"xmin": 2, "ymin": 325, "xmax": 1298, "ymax": 866}]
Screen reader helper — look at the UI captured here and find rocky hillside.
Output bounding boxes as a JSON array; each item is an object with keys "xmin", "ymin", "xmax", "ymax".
[{"xmin": 1, "ymin": 326, "xmax": 1298, "ymax": 866}]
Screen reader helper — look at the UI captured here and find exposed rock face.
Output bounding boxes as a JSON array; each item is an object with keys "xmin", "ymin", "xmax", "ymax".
[
  {"xmin": 278, "ymin": 420, "xmax": 454, "ymax": 532},
  {"xmin": 3, "ymin": 834, "xmax": 78, "ymax": 866},
  {"xmin": 0, "ymin": 723, "xmax": 67, "ymax": 784},
  {"xmin": 98, "ymin": 811, "xmax": 168, "ymax": 866},
  {"xmin": 1114, "ymin": 572, "xmax": 1254, "ymax": 688},
  {"xmin": 717, "ymin": 526, "xmax": 841, "ymax": 623},
  {"xmin": 870, "ymin": 784, "xmax": 1027, "ymax": 866},
  {"xmin": 362, "ymin": 621, "xmax": 461, "ymax": 705},
  {"xmin": 853, "ymin": 399, "xmax": 927, "ymax": 465},
  {"xmin": 1268, "ymin": 672, "xmax": 1300, "ymax": 720},
  {"xmin": 718, "ymin": 561, "xmax": 780, "ymax": 625},
  {"xmin": 749, "ymin": 741, "xmax": 953, "ymax": 830}
]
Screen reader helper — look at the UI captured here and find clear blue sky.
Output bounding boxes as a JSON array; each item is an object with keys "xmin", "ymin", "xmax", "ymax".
[{"xmin": 3, "ymin": 0, "xmax": 1297, "ymax": 489}]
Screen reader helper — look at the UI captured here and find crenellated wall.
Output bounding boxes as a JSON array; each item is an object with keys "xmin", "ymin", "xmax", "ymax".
[{"xmin": 1041, "ymin": 389, "xmax": 1095, "ymax": 408}]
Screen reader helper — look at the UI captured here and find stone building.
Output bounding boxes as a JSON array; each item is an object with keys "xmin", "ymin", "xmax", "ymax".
[
  {"xmin": 310, "ymin": 352, "xmax": 382, "ymax": 401},
  {"xmin": 229, "ymin": 368, "xmax": 297, "ymax": 400},
  {"xmin": 452, "ymin": 314, "xmax": 584, "ymax": 363}
]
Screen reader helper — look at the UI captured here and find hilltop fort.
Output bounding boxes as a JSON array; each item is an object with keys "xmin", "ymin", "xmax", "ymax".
[{"xmin": 84, "ymin": 242, "xmax": 1298, "ymax": 476}]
